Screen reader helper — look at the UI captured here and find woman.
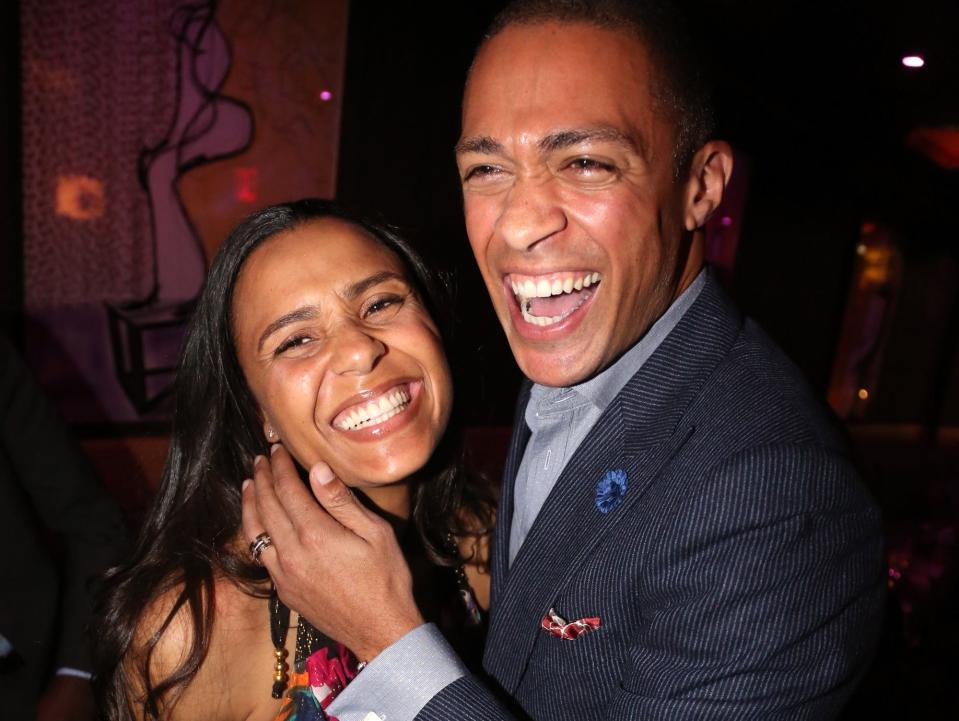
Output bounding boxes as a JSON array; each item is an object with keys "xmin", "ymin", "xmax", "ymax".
[{"xmin": 94, "ymin": 200, "xmax": 493, "ymax": 721}]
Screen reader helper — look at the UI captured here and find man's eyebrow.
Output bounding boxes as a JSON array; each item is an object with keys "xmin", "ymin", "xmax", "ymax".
[
  {"xmin": 257, "ymin": 306, "xmax": 319, "ymax": 352},
  {"xmin": 454, "ymin": 136, "xmax": 504, "ymax": 155},
  {"xmin": 455, "ymin": 128, "xmax": 647, "ymax": 159},
  {"xmin": 538, "ymin": 127, "xmax": 644, "ymax": 157}
]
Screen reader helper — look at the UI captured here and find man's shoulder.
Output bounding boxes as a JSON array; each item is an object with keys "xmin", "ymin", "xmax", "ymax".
[
  {"xmin": 617, "ymin": 274, "xmax": 846, "ymax": 456},
  {"xmin": 631, "ymin": 314, "xmax": 878, "ymax": 538},
  {"xmin": 660, "ymin": 312, "xmax": 873, "ymax": 511},
  {"xmin": 696, "ymin": 316, "xmax": 844, "ymax": 448}
]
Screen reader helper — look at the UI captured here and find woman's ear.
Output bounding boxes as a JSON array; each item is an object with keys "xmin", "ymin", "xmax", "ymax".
[
  {"xmin": 682, "ymin": 140, "xmax": 734, "ymax": 232},
  {"xmin": 262, "ymin": 419, "xmax": 279, "ymax": 443}
]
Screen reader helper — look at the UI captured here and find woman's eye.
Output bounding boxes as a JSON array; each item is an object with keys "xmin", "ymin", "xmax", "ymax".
[
  {"xmin": 274, "ymin": 335, "xmax": 313, "ymax": 355},
  {"xmin": 364, "ymin": 294, "xmax": 404, "ymax": 319}
]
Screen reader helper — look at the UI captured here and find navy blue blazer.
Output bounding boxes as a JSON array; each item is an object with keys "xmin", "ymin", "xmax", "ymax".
[{"xmin": 419, "ymin": 273, "xmax": 884, "ymax": 720}]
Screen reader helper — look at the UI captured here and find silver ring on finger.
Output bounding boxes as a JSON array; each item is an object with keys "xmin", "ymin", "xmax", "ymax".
[{"xmin": 249, "ymin": 532, "xmax": 273, "ymax": 566}]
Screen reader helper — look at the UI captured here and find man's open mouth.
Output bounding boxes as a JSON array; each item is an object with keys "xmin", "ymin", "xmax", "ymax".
[{"xmin": 509, "ymin": 271, "xmax": 601, "ymax": 327}]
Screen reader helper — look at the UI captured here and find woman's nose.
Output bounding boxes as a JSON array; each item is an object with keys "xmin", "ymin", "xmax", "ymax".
[{"xmin": 328, "ymin": 325, "xmax": 386, "ymax": 376}]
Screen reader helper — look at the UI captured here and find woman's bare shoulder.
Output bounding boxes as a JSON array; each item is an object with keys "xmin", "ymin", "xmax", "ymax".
[{"xmin": 126, "ymin": 577, "xmax": 273, "ymax": 721}]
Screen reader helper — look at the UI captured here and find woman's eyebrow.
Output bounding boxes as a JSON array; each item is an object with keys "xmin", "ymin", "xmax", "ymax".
[
  {"xmin": 257, "ymin": 306, "xmax": 319, "ymax": 352},
  {"xmin": 343, "ymin": 270, "xmax": 407, "ymax": 300},
  {"xmin": 255, "ymin": 271, "xmax": 407, "ymax": 352}
]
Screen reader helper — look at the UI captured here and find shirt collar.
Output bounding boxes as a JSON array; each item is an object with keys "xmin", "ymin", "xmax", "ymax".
[{"xmin": 530, "ymin": 268, "xmax": 708, "ymax": 415}]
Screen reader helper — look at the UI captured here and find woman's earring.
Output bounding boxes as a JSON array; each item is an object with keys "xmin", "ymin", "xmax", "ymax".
[{"xmin": 266, "ymin": 426, "xmax": 277, "ymax": 442}]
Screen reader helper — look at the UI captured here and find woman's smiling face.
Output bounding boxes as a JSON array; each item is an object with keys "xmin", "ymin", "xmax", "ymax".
[{"xmin": 231, "ymin": 217, "xmax": 453, "ymax": 489}]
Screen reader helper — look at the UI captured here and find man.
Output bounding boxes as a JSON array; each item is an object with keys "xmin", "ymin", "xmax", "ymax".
[
  {"xmin": 243, "ymin": 1, "xmax": 884, "ymax": 719},
  {"xmin": 0, "ymin": 335, "xmax": 128, "ymax": 721}
]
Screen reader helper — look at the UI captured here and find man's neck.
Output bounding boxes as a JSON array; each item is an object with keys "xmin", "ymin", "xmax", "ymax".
[{"xmin": 538, "ymin": 267, "xmax": 710, "ymax": 407}]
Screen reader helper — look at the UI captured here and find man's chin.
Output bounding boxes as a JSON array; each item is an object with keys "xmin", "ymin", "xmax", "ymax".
[{"xmin": 512, "ymin": 344, "xmax": 602, "ymax": 388}]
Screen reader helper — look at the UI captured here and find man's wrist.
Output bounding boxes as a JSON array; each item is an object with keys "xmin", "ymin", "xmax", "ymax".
[
  {"xmin": 355, "ymin": 612, "xmax": 424, "ymax": 663},
  {"xmin": 327, "ymin": 623, "xmax": 467, "ymax": 721}
]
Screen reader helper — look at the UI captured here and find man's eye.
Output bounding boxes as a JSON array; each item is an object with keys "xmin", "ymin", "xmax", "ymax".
[
  {"xmin": 566, "ymin": 157, "xmax": 615, "ymax": 174},
  {"xmin": 463, "ymin": 165, "xmax": 502, "ymax": 182}
]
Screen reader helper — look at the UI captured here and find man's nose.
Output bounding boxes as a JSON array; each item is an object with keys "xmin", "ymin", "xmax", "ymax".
[
  {"xmin": 494, "ymin": 177, "xmax": 566, "ymax": 251},
  {"xmin": 328, "ymin": 325, "xmax": 386, "ymax": 376}
]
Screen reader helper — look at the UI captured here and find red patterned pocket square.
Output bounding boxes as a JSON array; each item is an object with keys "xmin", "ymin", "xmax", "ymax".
[{"xmin": 541, "ymin": 607, "xmax": 601, "ymax": 640}]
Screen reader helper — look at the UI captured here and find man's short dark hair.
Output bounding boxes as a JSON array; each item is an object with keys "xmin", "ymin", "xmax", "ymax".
[{"xmin": 482, "ymin": 0, "xmax": 714, "ymax": 175}]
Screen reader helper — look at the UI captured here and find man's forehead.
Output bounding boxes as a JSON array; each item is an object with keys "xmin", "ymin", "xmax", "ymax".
[
  {"xmin": 467, "ymin": 19, "xmax": 651, "ymax": 82},
  {"xmin": 455, "ymin": 125, "xmax": 646, "ymax": 160},
  {"xmin": 464, "ymin": 23, "xmax": 653, "ymax": 106},
  {"xmin": 460, "ymin": 22, "xmax": 659, "ymax": 159}
]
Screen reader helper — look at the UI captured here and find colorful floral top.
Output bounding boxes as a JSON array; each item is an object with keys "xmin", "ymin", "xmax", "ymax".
[
  {"xmin": 272, "ymin": 637, "xmax": 359, "ymax": 721},
  {"xmin": 269, "ymin": 529, "xmax": 488, "ymax": 721}
]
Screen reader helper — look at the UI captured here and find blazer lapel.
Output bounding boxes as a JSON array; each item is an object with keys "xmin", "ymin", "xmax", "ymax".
[
  {"xmin": 489, "ymin": 381, "xmax": 532, "ymax": 605},
  {"xmin": 483, "ymin": 271, "xmax": 744, "ymax": 693},
  {"xmin": 483, "ymin": 390, "xmax": 692, "ymax": 692}
]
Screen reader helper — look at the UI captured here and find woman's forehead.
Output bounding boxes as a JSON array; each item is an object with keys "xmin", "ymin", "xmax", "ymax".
[{"xmin": 240, "ymin": 219, "xmax": 405, "ymax": 290}]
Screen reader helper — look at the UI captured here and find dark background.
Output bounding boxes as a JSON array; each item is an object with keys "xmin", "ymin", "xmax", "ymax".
[{"xmin": 0, "ymin": 1, "xmax": 22, "ymax": 343}]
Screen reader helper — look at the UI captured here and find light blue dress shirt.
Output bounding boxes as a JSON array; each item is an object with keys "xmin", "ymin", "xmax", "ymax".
[
  {"xmin": 328, "ymin": 271, "xmax": 707, "ymax": 721},
  {"xmin": 508, "ymin": 270, "xmax": 704, "ymax": 565}
]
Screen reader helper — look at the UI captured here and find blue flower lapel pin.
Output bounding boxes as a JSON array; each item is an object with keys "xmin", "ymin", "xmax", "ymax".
[{"xmin": 595, "ymin": 469, "xmax": 628, "ymax": 514}]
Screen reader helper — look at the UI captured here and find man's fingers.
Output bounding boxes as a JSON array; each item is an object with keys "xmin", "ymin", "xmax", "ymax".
[
  {"xmin": 240, "ymin": 478, "xmax": 262, "ymax": 542},
  {"xmin": 240, "ymin": 477, "xmax": 279, "ymax": 572},
  {"xmin": 269, "ymin": 445, "xmax": 342, "ymax": 530},
  {"xmin": 308, "ymin": 462, "xmax": 383, "ymax": 541},
  {"xmin": 259, "ymin": 445, "xmax": 359, "ymax": 551},
  {"xmin": 249, "ymin": 451, "xmax": 298, "ymax": 546},
  {"xmin": 243, "ymin": 446, "xmax": 381, "ymax": 571}
]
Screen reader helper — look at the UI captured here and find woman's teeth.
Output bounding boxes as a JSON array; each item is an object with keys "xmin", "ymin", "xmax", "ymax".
[
  {"xmin": 510, "ymin": 271, "xmax": 600, "ymax": 327},
  {"xmin": 335, "ymin": 387, "xmax": 411, "ymax": 431}
]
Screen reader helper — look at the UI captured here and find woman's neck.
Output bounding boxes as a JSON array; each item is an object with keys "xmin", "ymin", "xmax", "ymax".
[{"xmin": 358, "ymin": 479, "xmax": 413, "ymax": 528}]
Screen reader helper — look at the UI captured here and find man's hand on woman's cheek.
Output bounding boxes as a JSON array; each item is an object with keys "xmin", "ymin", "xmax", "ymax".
[{"xmin": 240, "ymin": 444, "xmax": 425, "ymax": 662}]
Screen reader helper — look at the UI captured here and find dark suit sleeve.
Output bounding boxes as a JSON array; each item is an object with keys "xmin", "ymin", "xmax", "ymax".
[
  {"xmin": 0, "ymin": 337, "xmax": 128, "ymax": 672},
  {"xmin": 419, "ymin": 443, "xmax": 883, "ymax": 721},
  {"xmin": 418, "ymin": 675, "xmax": 517, "ymax": 719}
]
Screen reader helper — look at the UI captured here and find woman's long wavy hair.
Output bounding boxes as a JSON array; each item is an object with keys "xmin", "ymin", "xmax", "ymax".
[{"xmin": 93, "ymin": 199, "xmax": 493, "ymax": 720}]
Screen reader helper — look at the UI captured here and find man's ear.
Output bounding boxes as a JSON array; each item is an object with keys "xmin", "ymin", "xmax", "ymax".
[{"xmin": 682, "ymin": 140, "xmax": 734, "ymax": 231}]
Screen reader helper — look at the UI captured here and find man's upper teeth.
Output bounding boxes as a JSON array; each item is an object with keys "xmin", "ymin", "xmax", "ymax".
[
  {"xmin": 511, "ymin": 272, "xmax": 600, "ymax": 299},
  {"xmin": 337, "ymin": 388, "xmax": 411, "ymax": 431}
]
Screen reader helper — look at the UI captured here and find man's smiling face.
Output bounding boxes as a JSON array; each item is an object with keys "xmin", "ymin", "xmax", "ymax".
[{"xmin": 457, "ymin": 20, "xmax": 703, "ymax": 387}]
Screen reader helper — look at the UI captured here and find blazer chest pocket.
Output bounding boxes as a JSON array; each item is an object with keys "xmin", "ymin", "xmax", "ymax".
[
  {"xmin": 530, "ymin": 607, "xmax": 614, "ymax": 674},
  {"xmin": 520, "ymin": 615, "xmax": 623, "ymax": 707}
]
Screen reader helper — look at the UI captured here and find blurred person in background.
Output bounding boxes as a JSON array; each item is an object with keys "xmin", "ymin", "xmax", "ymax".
[{"xmin": 0, "ymin": 334, "xmax": 128, "ymax": 721}]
